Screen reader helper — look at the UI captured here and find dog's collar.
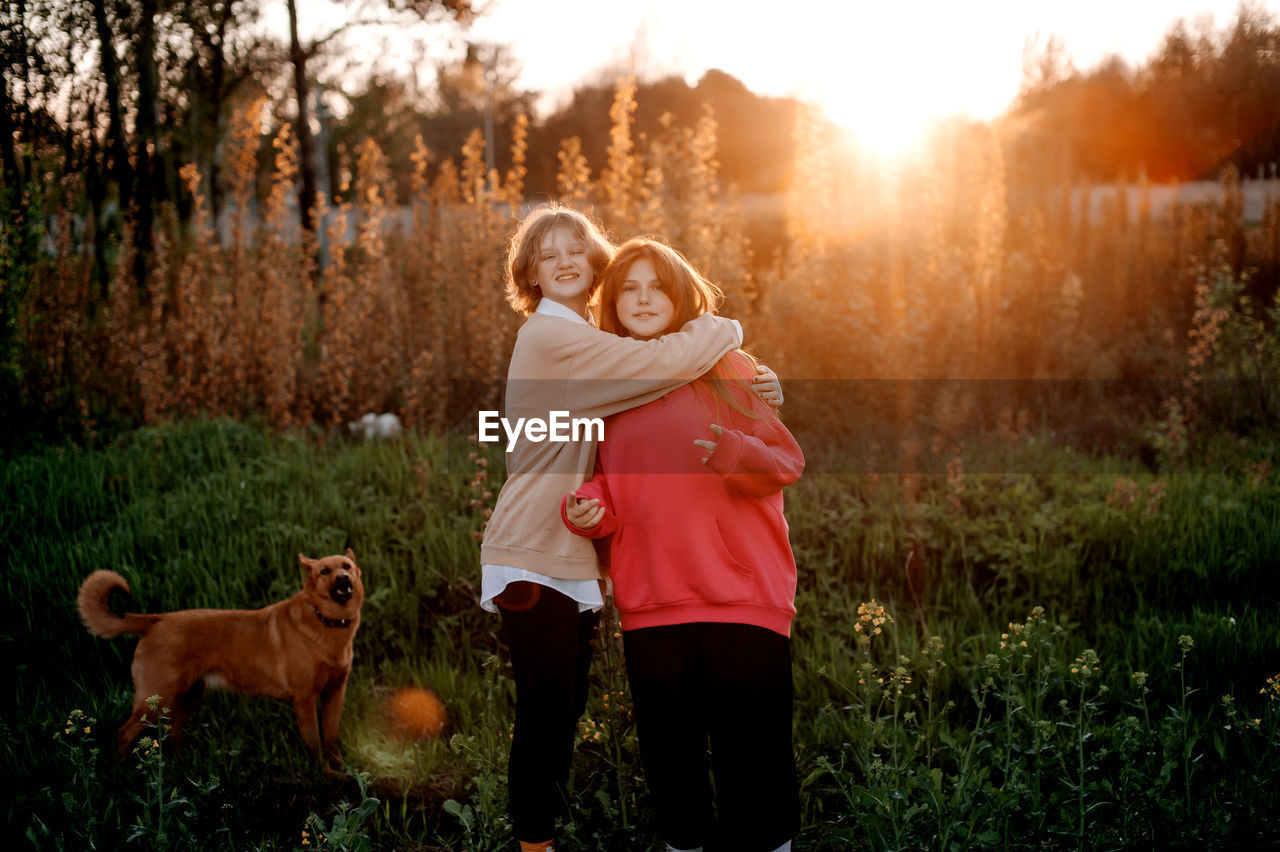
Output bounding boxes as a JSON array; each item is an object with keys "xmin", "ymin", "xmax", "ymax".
[{"xmin": 312, "ymin": 605, "xmax": 352, "ymax": 629}]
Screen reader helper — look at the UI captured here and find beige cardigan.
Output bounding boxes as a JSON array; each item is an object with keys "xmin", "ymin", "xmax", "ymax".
[{"xmin": 479, "ymin": 310, "xmax": 742, "ymax": 579}]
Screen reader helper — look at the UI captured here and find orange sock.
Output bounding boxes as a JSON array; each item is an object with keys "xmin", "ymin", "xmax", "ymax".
[{"xmin": 518, "ymin": 841, "xmax": 555, "ymax": 852}]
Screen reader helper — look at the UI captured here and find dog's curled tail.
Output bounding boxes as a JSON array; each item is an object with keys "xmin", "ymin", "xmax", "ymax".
[{"xmin": 77, "ymin": 570, "xmax": 160, "ymax": 638}]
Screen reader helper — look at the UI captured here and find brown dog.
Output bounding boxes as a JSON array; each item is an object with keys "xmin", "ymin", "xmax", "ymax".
[{"xmin": 76, "ymin": 550, "xmax": 364, "ymax": 771}]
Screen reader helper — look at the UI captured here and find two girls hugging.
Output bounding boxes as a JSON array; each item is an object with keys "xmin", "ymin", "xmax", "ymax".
[{"xmin": 479, "ymin": 203, "xmax": 804, "ymax": 852}]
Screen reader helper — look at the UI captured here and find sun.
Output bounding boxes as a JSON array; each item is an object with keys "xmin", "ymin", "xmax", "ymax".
[
  {"xmin": 803, "ymin": 35, "xmax": 958, "ymax": 162},
  {"xmin": 818, "ymin": 89, "xmax": 936, "ymax": 162},
  {"xmin": 769, "ymin": 5, "xmax": 1002, "ymax": 163}
]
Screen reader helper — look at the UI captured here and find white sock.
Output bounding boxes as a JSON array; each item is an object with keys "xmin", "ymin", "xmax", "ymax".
[{"xmin": 770, "ymin": 842, "xmax": 792, "ymax": 852}]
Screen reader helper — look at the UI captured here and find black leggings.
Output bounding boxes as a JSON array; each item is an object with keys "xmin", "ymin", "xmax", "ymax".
[
  {"xmin": 496, "ymin": 581, "xmax": 599, "ymax": 842},
  {"xmin": 624, "ymin": 622, "xmax": 799, "ymax": 852}
]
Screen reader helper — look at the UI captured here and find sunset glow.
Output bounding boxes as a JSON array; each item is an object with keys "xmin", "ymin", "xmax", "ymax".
[
  {"xmin": 465, "ymin": 0, "xmax": 1254, "ymax": 160},
  {"xmin": 278, "ymin": 0, "xmax": 1259, "ymax": 164},
  {"xmin": 810, "ymin": 70, "xmax": 947, "ymax": 161},
  {"xmin": 764, "ymin": 4, "xmax": 1007, "ymax": 160}
]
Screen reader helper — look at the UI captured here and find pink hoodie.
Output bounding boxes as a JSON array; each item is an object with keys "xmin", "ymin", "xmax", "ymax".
[{"xmin": 562, "ymin": 352, "xmax": 804, "ymax": 636}]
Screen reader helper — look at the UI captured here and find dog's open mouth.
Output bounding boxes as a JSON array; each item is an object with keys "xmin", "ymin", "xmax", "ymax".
[{"xmin": 330, "ymin": 576, "xmax": 354, "ymax": 605}]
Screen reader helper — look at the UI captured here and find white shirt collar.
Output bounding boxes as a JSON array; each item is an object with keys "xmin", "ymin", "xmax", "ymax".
[{"xmin": 535, "ymin": 298, "xmax": 590, "ymax": 324}]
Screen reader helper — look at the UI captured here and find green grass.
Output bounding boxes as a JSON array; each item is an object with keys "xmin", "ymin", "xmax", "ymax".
[{"xmin": 4, "ymin": 418, "xmax": 1279, "ymax": 850}]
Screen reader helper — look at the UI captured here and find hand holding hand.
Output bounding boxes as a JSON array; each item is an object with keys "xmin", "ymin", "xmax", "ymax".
[
  {"xmin": 565, "ymin": 493, "xmax": 604, "ymax": 530},
  {"xmin": 694, "ymin": 424, "xmax": 723, "ymax": 464}
]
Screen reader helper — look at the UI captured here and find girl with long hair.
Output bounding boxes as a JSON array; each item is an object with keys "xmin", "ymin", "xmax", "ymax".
[{"xmin": 564, "ymin": 237, "xmax": 804, "ymax": 852}]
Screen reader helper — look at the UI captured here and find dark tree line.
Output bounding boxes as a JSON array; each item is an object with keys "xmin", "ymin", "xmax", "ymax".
[
  {"xmin": 525, "ymin": 69, "xmax": 798, "ymax": 197},
  {"xmin": 321, "ymin": 64, "xmax": 800, "ymax": 208},
  {"xmin": 1012, "ymin": 3, "xmax": 1280, "ymax": 182}
]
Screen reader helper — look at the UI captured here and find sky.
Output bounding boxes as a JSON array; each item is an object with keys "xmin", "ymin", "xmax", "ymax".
[{"xmin": 289, "ymin": 0, "xmax": 1276, "ymax": 157}]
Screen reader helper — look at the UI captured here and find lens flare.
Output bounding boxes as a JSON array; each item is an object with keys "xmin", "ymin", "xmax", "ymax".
[{"xmin": 388, "ymin": 687, "xmax": 447, "ymax": 740}]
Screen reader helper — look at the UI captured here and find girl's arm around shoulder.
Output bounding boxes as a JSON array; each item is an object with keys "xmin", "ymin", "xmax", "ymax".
[{"xmin": 558, "ymin": 314, "xmax": 743, "ymax": 419}]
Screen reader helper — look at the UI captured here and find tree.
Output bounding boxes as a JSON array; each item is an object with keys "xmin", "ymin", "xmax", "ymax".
[
  {"xmin": 0, "ymin": 0, "xmax": 34, "ymax": 187},
  {"xmin": 89, "ymin": 0, "xmax": 132, "ymax": 216},
  {"xmin": 174, "ymin": 0, "xmax": 273, "ymax": 222},
  {"xmin": 132, "ymin": 0, "xmax": 162, "ymax": 290},
  {"xmin": 1009, "ymin": 4, "xmax": 1280, "ymax": 182},
  {"xmin": 284, "ymin": 0, "xmax": 475, "ymax": 230}
]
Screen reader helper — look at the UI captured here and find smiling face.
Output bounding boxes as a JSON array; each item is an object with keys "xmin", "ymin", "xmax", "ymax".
[
  {"xmin": 597, "ymin": 239, "xmax": 725, "ymax": 340},
  {"xmin": 614, "ymin": 257, "xmax": 676, "ymax": 340},
  {"xmin": 534, "ymin": 225, "xmax": 595, "ymax": 315}
]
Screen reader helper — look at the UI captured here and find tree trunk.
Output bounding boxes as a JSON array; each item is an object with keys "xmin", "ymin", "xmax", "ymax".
[
  {"xmin": 0, "ymin": 61, "xmax": 18, "ymax": 188},
  {"xmin": 132, "ymin": 0, "xmax": 161, "ymax": 296},
  {"xmin": 185, "ymin": 0, "xmax": 237, "ymax": 228},
  {"xmin": 207, "ymin": 1, "xmax": 235, "ymax": 227},
  {"xmin": 90, "ymin": 0, "xmax": 131, "ymax": 215},
  {"xmin": 287, "ymin": 0, "xmax": 318, "ymax": 232},
  {"xmin": 87, "ymin": 107, "xmax": 110, "ymax": 302}
]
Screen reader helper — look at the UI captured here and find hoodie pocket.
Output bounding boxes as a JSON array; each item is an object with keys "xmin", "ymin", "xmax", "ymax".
[{"xmin": 612, "ymin": 514, "xmax": 755, "ymax": 610}]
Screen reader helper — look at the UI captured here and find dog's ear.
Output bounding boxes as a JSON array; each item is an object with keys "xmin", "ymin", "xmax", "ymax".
[
  {"xmin": 299, "ymin": 554, "xmax": 314, "ymax": 571},
  {"xmin": 345, "ymin": 547, "xmax": 356, "ymax": 562}
]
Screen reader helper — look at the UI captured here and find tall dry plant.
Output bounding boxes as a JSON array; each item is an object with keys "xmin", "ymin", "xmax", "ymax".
[
  {"xmin": 20, "ymin": 199, "xmax": 97, "ymax": 435},
  {"xmin": 350, "ymin": 137, "xmax": 401, "ymax": 415},
  {"xmin": 683, "ymin": 108, "xmax": 753, "ymax": 319},
  {"xmin": 637, "ymin": 114, "xmax": 675, "ymax": 238},
  {"xmin": 103, "ymin": 225, "xmax": 140, "ymax": 417},
  {"xmin": 632, "ymin": 108, "xmax": 752, "ymax": 317},
  {"xmin": 403, "ymin": 134, "xmax": 447, "ymax": 432},
  {"xmin": 501, "ymin": 112, "xmax": 529, "ymax": 208},
  {"xmin": 784, "ymin": 103, "xmax": 839, "ymax": 269},
  {"xmin": 313, "ymin": 183, "xmax": 357, "ymax": 426},
  {"xmin": 556, "ymin": 136, "xmax": 593, "ymax": 206},
  {"xmin": 218, "ymin": 97, "xmax": 267, "ymax": 417},
  {"xmin": 772, "ymin": 103, "xmax": 882, "ymax": 381},
  {"xmin": 405, "ymin": 129, "xmax": 517, "ymax": 426},
  {"xmin": 969, "ymin": 123, "xmax": 1008, "ymax": 374},
  {"xmin": 459, "ymin": 129, "xmax": 516, "ymax": 399},
  {"xmin": 599, "ymin": 77, "xmax": 640, "ymax": 237},
  {"xmin": 167, "ymin": 163, "xmax": 220, "ymax": 419},
  {"xmin": 258, "ymin": 123, "xmax": 314, "ymax": 427},
  {"xmin": 136, "ymin": 209, "xmax": 174, "ymax": 423},
  {"xmin": 16, "ymin": 74, "xmax": 1277, "ymax": 451},
  {"xmin": 897, "ymin": 165, "xmax": 944, "ymax": 379}
]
